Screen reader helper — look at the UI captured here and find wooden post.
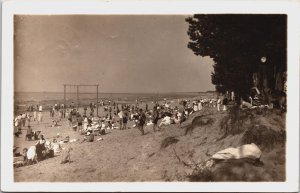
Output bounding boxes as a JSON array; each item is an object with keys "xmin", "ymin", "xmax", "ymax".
[
  {"xmin": 97, "ymin": 85, "xmax": 99, "ymax": 117},
  {"xmin": 63, "ymin": 84, "xmax": 66, "ymax": 104},
  {"xmin": 77, "ymin": 85, "xmax": 79, "ymax": 110}
]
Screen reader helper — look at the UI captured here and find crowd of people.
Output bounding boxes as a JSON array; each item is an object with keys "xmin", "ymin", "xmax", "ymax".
[{"xmin": 14, "ymin": 95, "xmax": 233, "ymax": 167}]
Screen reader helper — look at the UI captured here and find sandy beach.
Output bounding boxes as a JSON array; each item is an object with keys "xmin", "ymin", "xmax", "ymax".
[{"xmin": 14, "ymin": 98, "xmax": 286, "ymax": 182}]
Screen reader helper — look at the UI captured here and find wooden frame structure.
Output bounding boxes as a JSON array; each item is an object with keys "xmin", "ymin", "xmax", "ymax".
[{"xmin": 63, "ymin": 84, "xmax": 99, "ymax": 116}]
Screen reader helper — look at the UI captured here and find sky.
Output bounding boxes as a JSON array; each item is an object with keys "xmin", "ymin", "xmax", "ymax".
[{"xmin": 14, "ymin": 15, "xmax": 214, "ymax": 93}]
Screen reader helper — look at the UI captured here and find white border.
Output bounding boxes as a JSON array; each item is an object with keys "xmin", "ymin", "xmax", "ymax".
[{"xmin": 1, "ymin": 0, "xmax": 300, "ymax": 192}]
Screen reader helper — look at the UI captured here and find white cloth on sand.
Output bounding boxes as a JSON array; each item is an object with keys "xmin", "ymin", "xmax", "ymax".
[{"xmin": 212, "ymin": 143, "xmax": 262, "ymax": 160}]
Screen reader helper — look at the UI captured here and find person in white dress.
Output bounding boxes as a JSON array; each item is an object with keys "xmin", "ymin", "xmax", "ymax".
[
  {"xmin": 217, "ymin": 97, "xmax": 221, "ymax": 111},
  {"xmin": 193, "ymin": 102, "xmax": 198, "ymax": 112},
  {"xmin": 198, "ymin": 100, "xmax": 202, "ymax": 110},
  {"xmin": 159, "ymin": 115, "xmax": 171, "ymax": 128}
]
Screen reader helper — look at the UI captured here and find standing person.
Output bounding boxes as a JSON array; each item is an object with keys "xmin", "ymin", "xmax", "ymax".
[
  {"xmin": 15, "ymin": 114, "xmax": 22, "ymax": 134},
  {"xmin": 83, "ymin": 115, "xmax": 88, "ymax": 132},
  {"xmin": 71, "ymin": 109, "xmax": 77, "ymax": 131},
  {"xmin": 145, "ymin": 103, "xmax": 148, "ymax": 112},
  {"xmin": 72, "ymin": 116, "xmax": 78, "ymax": 132},
  {"xmin": 39, "ymin": 105, "xmax": 43, "ymax": 112},
  {"xmin": 77, "ymin": 114, "xmax": 83, "ymax": 133},
  {"xmin": 217, "ymin": 97, "xmax": 221, "ymax": 111},
  {"xmin": 83, "ymin": 106, "xmax": 87, "ymax": 116},
  {"xmin": 62, "ymin": 104, "xmax": 66, "ymax": 118},
  {"xmin": 37, "ymin": 111, "xmax": 43, "ymax": 123},
  {"xmin": 182, "ymin": 100, "xmax": 187, "ymax": 109},
  {"xmin": 122, "ymin": 111, "xmax": 128, "ymax": 130},
  {"xmin": 37, "ymin": 105, "xmax": 43, "ymax": 123},
  {"xmin": 25, "ymin": 126, "xmax": 32, "ymax": 141},
  {"xmin": 70, "ymin": 102, "xmax": 75, "ymax": 109},
  {"xmin": 116, "ymin": 106, "xmax": 120, "ymax": 114},
  {"xmin": 33, "ymin": 108, "xmax": 37, "ymax": 121},
  {"xmin": 66, "ymin": 109, "xmax": 71, "ymax": 126},
  {"xmin": 118, "ymin": 110, "xmax": 123, "ymax": 130},
  {"xmin": 193, "ymin": 102, "xmax": 198, "ymax": 112},
  {"xmin": 26, "ymin": 113, "xmax": 31, "ymax": 127},
  {"xmin": 223, "ymin": 96, "xmax": 228, "ymax": 111},
  {"xmin": 137, "ymin": 109, "xmax": 146, "ymax": 135},
  {"xmin": 21, "ymin": 113, "xmax": 26, "ymax": 127},
  {"xmin": 58, "ymin": 109, "xmax": 62, "ymax": 121},
  {"xmin": 198, "ymin": 100, "xmax": 202, "ymax": 111},
  {"xmin": 152, "ymin": 106, "xmax": 159, "ymax": 132},
  {"xmin": 49, "ymin": 107, "xmax": 53, "ymax": 118}
]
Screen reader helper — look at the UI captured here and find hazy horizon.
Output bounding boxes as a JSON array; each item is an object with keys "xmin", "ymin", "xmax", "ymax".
[
  {"xmin": 14, "ymin": 15, "xmax": 215, "ymax": 93},
  {"xmin": 14, "ymin": 90, "xmax": 215, "ymax": 94}
]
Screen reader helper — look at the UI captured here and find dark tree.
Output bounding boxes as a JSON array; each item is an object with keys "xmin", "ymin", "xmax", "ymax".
[{"xmin": 186, "ymin": 14, "xmax": 287, "ymax": 100}]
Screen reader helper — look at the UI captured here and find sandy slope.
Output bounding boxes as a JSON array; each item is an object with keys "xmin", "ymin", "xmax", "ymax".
[{"xmin": 14, "ymin": 106, "xmax": 286, "ymax": 182}]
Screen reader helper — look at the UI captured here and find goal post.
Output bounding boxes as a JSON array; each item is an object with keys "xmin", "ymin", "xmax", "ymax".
[{"xmin": 63, "ymin": 84, "xmax": 99, "ymax": 116}]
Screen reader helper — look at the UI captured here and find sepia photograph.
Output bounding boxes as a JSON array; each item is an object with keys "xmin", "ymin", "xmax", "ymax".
[{"xmin": 1, "ymin": 0, "xmax": 299, "ymax": 192}]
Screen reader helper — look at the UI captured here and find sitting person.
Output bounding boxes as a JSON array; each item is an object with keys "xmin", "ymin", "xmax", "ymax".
[
  {"xmin": 240, "ymin": 98, "xmax": 253, "ymax": 109},
  {"xmin": 51, "ymin": 138, "xmax": 62, "ymax": 155},
  {"xmin": 159, "ymin": 115, "xmax": 171, "ymax": 128},
  {"xmin": 81, "ymin": 132, "xmax": 94, "ymax": 143},
  {"xmin": 35, "ymin": 134, "xmax": 46, "ymax": 161},
  {"xmin": 173, "ymin": 114, "xmax": 180, "ymax": 124},
  {"xmin": 32, "ymin": 130, "xmax": 41, "ymax": 140},
  {"xmin": 63, "ymin": 136, "xmax": 70, "ymax": 143},
  {"xmin": 100, "ymin": 126, "xmax": 106, "ymax": 135},
  {"xmin": 86, "ymin": 124, "xmax": 93, "ymax": 133},
  {"xmin": 107, "ymin": 121, "xmax": 112, "ymax": 130},
  {"xmin": 22, "ymin": 148, "xmax": 28, "ymax": 163},
  {"xmin": 250, "ymin": 87, "xmax": 262, "ymax": 106},
  {"xmin": 45, "ymin": 141, "xmax": 54, "ymax": 158}
]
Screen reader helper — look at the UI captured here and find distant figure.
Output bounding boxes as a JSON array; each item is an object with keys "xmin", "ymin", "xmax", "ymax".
[
  {"xmin": 198, "ymin": 100, "xmax": 202, "ymax": 111},
  {"xmin": 137, "ymin": 109, "xmax": 146, "ymax": 135},
  {"xmin": 49, "ymin": 107, "xmax": 53, "ymax": 118},
  {"xmin": 35, "ymin": 135, "xmax": 46, "ymax": 161},
  {"xmin": 60, "ymin": 147, "xmax": 73, "ymax": 164},
  {"xmin": 182, "ymin": 100, "xmax": 187, "ymax": 108},
  {"xmin": 159, "ymin": 115, "xmax": 171, "ymax": 128},
  {"xmin": 223, "ymin": 97, "xmax": 228, "ymax": 111},
  {"xmin": 77, "ymin": 114, "xmax": 83, "ymax": 132},
  {"xmin": 83, "ymin": 116, "xmax": 88, "ymax": 131},
  {"xmin": 37, "ymin": 112, "xmax": 43, "ymax": 123},
  {"xmin": 83, "ymin": 106, "xmax": 87, "ymax": 116},
  {"xmin": 122, "ymin": 111, "xmax": 128, "ymax": 130},
  {"xmin": 217, "ymin": 97, "xmax": 221, "ymax": 111},
  {"xmin": 26, "ymin": 113, "xmax": 31, "ymax": 127},
  {"xmin": 118, "ymin": 110, "xmax": 123, "ymax": 129},
  {"xmin": 25, "ymin": 126, "xmax": 32, "ymax": 141},
  {"xmin": 145, "ymin": 103, "xmax": 148, "ymax": 112},
  {"xmin": 231, "ymin": 91, "xmax": 235, "ymax": 101},
  {"xmin": 21, "ymin": 113, "xmax": 26, "ymax": 127},
  {"xmin": 193, "ymin": 102, "xmax": 198, "ymax": 112},
  {"xmin": 51, "ymin": 138, "xmax": 62, "ymax": 155},
  {"xmin": 14, "ymin": 114, "xmax": 22, "ymax": 135},
  {"xmin": 152, "ymin": 107, "xmax": 159, "ymax": 132}
]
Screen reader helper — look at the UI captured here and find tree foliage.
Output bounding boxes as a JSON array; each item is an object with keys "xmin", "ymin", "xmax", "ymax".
[{"xmin": 186, "ymin": 14, "xmax": 287, "ymax": 99}]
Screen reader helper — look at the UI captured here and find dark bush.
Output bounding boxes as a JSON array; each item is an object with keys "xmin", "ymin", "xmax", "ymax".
[
  {"xmin": 188, "ymin": 168, "xmax": 214, "ymax": 182},
  {"xmin": 241, "ymin": 125, "xmax": 285, "ymax": 149},
  {"xmin": 185, "ymin": 115, "xmax": 214, "ymax": 135},
  {"xmin": 161, "ymin": 137, "xmax": 179, "ymax": 149}
]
